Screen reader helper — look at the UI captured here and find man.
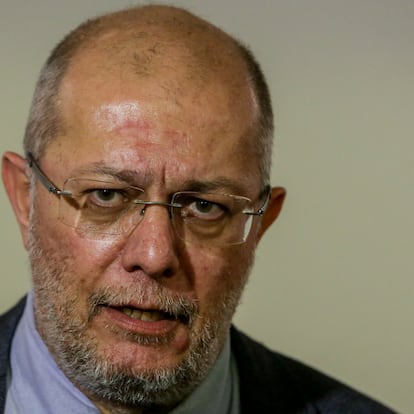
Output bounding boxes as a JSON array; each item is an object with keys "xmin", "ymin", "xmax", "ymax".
[{"xmin": 0, "ymin": 5, "xmax": 395, "ymax": 414}]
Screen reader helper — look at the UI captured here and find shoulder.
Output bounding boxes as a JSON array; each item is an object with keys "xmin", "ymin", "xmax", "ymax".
[
  {"xmin": 230, "ymin": 326, "xmax": 397, "ymax": 414},
  {"xmin": 0, "ymin": 298, "xmax": 26, "ymax": 406},
  {"xmin": 0, "ymin": 298, "xmax": 26, "ymax": 342}
]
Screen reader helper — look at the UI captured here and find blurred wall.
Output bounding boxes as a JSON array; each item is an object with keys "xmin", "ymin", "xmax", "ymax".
[{"xmin": 1, "ymin": 1, "xmax": 412, "ymax": 412}]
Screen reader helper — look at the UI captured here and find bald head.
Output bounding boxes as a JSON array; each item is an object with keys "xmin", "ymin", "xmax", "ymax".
[
  {"xmin": 71, "ymin": 6, "xmax": 245, "ymax": 75},
  {"xmin": 23, "ymin": 5, "xmax": 273, "ymax": 183}
]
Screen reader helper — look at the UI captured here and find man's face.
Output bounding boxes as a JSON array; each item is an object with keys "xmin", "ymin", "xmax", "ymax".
[{"xmin": 28, "ymin": 47, "xmax": 267, "ymax": 408}]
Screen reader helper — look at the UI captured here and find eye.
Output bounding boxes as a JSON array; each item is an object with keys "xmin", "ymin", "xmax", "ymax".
[
  {"xmin": 194, "ymin": 200, "xmax": 215, "ymax": 213},
  {"xmin": 186, "ymin": 198, "xmax": 228, "ymax": 220},
  {"xmin": 94, "ymin": 189, "xmax": 119, "ymax": 202},
  {"xmin": 86, "ymin": 188, "xmax": 128, "ymax": 208}
]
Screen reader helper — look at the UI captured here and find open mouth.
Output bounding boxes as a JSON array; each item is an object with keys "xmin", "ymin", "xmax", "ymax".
[
  {"xmin": 119, "ymin": 306, "xmax": 176, "ymax": 322},
  {"xmin": 90, "ymin": 290, "xmax": 196, "ymax": 328},
  {"xmin": 106, "ymin": 305, "xmax": 191, "ymax": 325}
]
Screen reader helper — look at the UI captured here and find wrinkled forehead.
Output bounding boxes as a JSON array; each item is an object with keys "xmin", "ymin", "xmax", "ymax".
[
  {"xmin": 60, "ymin": 50, "xmax": 257, "ymax": 138},
  {"xmin": 60, "ymin": 28, "xmax": 257, "ymax": 137}
]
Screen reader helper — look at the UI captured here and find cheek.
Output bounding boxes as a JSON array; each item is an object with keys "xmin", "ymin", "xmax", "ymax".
[
  {"xmin": 62, "ymin": 236, "xmax": 122, "ymax": 289},
  {"xmin": 187, "ymin": 246, "xmax": 253, "ymax": 308},
  {"xmin": 33, "ymin": 207, "xmax": 121, "ymax": 293}
]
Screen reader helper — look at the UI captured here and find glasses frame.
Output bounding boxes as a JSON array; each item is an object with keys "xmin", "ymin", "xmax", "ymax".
[{"xmin": 26, "ymin": 152, "xmax": 271, "ymax": 243}]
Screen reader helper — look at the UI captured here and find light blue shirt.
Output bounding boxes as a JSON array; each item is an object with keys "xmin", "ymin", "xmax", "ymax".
[{"xmin": 5, "ymin": 292, "xmax": 240, "ymax": 413}]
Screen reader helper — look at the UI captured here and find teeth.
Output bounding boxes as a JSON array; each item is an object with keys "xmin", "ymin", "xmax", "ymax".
[
  {"xmin": 122, "ymin": 307, "xmax": 165, "ymax": 322},
  {"xmin": 141, "ymin": 311, "xmax": 152, "ymax": 321},
  {"xmin": 131, "ymin": 309, "xmax": 142, "ymax": 320}
]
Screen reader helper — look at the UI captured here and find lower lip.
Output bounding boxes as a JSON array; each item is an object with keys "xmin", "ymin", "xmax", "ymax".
[{"xmin": 100, "ymin": 306, "xmax": 183, "ymax": 336}]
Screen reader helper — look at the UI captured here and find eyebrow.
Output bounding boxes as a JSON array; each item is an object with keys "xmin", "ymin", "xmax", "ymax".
[
  {"xmin": 181, "ymin": 179, "xmax": 248, "ymax": 196},
  {"xmin": 70, "ymin": 163, "xmax": 143, "ymax": 185},
  {"xmin": 69, "ymin": 163, "xmax": 249, "ymax": 195}
]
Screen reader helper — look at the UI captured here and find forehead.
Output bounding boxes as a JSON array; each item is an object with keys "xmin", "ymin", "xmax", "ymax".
[{"xmin": 47, "ymin": 33, "xmax": 261, "ymax": 191}]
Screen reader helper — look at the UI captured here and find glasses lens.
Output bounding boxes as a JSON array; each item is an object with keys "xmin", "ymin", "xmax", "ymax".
[
  {"xmin": 58, "ymin": 179, "xmax": 145, "ymax": 237},
  {"xmin": 57, "ymin": 182, "xmax": 257, "ymax": 245},
  {"xmin": 171, "ymin": 192, "xmax": 254, "ymax": 245}
]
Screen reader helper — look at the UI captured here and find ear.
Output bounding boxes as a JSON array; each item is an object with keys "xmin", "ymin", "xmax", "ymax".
[
  {"xmin": 256, "ymin": 186, "xmax": 286, "ymax": 241},
  {"xmin": 2, "ymin": 151, "xmax": 32, "ymax": 250}
]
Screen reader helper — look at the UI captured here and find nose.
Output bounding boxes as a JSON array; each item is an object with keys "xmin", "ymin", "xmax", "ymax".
[{"xmin": 120, "ymin": 204, "xmax": 180, "ymax": 279}]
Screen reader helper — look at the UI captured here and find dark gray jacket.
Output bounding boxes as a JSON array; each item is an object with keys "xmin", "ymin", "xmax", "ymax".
[{"xmin": 0, "ymin": 298, "xmax": 397, "ymax": 413}]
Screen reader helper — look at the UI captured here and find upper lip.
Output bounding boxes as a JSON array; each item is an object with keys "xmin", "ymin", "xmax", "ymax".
[
  {"xmin": 90, "ymin": 286, "xmax": 198, "ymax": 325},
  {"xmin": 102, "ymin": 302, "xmax": 190, "ymax": 324}
]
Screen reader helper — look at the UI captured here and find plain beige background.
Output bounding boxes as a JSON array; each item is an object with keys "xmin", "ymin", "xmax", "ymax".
[{"xmin": 1, "ymin": 1, "xmax": 412, "ymax": 412}]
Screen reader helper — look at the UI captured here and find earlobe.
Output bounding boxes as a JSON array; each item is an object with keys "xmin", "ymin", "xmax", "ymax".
[
  {"xmin": 2, "ymin": 151, "xmax": 32, "ymax": 249},
  {"xmin": 257, "ymin": 186, "xmax": 286, "ymax": 241}
]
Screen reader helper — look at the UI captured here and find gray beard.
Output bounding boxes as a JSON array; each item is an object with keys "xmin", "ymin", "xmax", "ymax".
[{"xmin": 27, "ymin": 220, "xmax": 250, "ymax": 411}]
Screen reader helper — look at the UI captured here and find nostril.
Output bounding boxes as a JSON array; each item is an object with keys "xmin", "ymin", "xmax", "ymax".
[
  {"xmin": 126, "ymin": 264, "xmax": 174, "ymax": 280},
  {"xmin": 163, "ymin": 268, "xmax": 175, "ymax": 279}
]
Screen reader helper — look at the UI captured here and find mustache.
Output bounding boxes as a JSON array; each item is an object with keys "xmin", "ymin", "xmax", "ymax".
[{"xmin": 88, "ymin": 284, "xmax": 199, "ymax": 326}]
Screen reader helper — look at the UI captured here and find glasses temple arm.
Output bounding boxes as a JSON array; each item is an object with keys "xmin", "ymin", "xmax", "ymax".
[
  {"xmin": 26, "ymin": 152, "xmax": 72, "ymax": 196},
  {"xmin": 244, "ymin": 185, "xmax": 271, "ymax": 216}
]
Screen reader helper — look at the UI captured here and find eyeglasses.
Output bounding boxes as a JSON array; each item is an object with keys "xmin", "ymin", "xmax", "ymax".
[{"xmin": 26, "ymin": 152, "xmax": 270, "ymax": 246}]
